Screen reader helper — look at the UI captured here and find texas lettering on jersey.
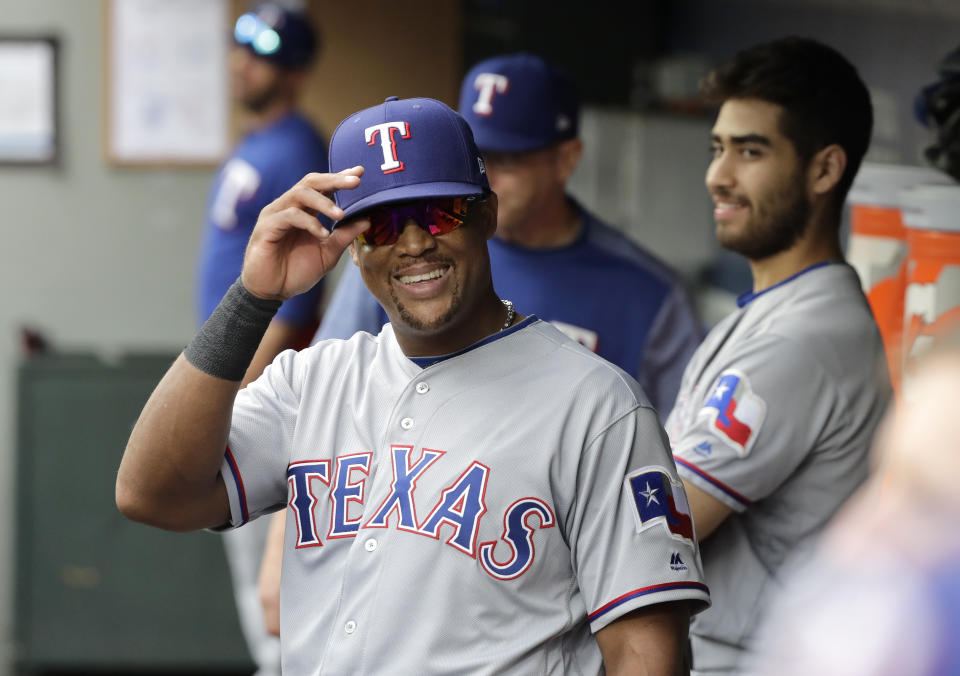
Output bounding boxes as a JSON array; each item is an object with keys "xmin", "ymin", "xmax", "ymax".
[{"xmin": 285, "ymin": 444, "xmax": 555, "ymax": 581}]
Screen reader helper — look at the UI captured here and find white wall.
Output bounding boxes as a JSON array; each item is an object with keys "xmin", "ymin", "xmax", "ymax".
[
  {"xmin": 569, "ymin": 108, "xmax": 716, "ymax": 281},
  {"xmin": 0, "ymin": 3, "xmax": 214, "ymax": 669}
]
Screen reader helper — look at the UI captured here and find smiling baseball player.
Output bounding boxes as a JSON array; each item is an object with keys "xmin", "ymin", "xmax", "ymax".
[
  {"xmin": 663, "ymin": 38, "xmax": 892, "ymax": 673},
  {"xmin": 117, "ymin": 96, "xmax": 709, "ymax": 674},
  {"xmin": 312, "ymin": 53, "xmax": 702, "ymax": 416}
]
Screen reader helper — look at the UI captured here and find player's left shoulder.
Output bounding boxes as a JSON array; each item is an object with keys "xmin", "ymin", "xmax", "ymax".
[
  {"xmin": 761, "ymin": 263, "xmax": 886, "ymax": 365},
  {"xmin": 772, "ymin": 262, "xmax": 870, "ymax": 317},
  {"xmin": 526, "ymin": 319, "xmax": 654, "ymax": 409}
]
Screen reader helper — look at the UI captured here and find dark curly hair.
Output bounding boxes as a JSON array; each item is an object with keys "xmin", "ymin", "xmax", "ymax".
[{"xmin": 701, "ymin": 37, "xmax": 873, "ymax": 210}]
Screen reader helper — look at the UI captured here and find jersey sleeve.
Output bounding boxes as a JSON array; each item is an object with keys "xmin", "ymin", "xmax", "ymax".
[
  {"xmin": 638, "ymin": 282, "xmax": 704, "ymax": 418},
  {"xmin": 219, "ymin": 348, "xmax": 303, "ymax": 527},
  {"xmin": 672, "ymin": 334, "xmax": 833, "ymax": 512},
  {"xmin": 569, "ymin": 405, "xmax": 710, "ymax": 633},
  {"xmin": 312, "ymin": 264, "xmax": 389, "ymax": 344}
]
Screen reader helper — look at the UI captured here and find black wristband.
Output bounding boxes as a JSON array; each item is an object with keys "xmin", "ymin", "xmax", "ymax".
[{"xmin": 184, "ymin": 278, "xmax": 282, "ymax": 381}]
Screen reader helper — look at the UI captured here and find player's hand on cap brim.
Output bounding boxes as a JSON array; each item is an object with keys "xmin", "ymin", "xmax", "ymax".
[{"xmin": 242, "ymin": 167, "xmax": 369, "ymax": 301}]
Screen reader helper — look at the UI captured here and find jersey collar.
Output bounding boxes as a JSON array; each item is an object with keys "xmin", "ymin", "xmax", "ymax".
[
  {"xmin": 736, "ymin": 260, "xmax": 836, "ymax": 308},
  {"xmin": 408, "ymin": 316, "xmax": 539, "ymax": 368}
]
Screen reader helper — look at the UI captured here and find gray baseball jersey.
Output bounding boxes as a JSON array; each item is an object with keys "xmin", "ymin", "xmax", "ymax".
[
  {"xmin": 220, "ymin": 317, "xmax": 710, "ymax": 674},
  {"xmin": 664, "ymin": 262, "xmax": 891, "ymax": 673}
]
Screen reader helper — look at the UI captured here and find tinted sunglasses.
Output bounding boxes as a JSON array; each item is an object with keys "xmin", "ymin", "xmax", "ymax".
[{"xmin": 352, "ymin": 196, "xmax": 482, "ymax": 246}]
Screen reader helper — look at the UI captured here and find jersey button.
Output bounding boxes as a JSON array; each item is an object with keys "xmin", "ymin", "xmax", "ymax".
[
  {"xmin": 364, "ymin": 538, "xmax": 377, "ymax": 552},
  {"xmin": 400, "ymin": 417, "xmax": 414, "ymax": 430},
  {"xmin": 344, "ymin": 620, "xmax": 357, "ymax": 634},
  {"xmin": 415, "ymin": 382, "xmax": 429, "ymax": 394}
]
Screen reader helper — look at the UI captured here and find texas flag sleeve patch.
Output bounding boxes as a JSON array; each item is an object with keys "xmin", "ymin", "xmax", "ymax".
[
  {"xmin": 698, "ymin": 370, "xmax": 765, "ymax": 456},
  {"xmin": 625, "ymin": 467, "xmax": 695, "ymax": 545}
]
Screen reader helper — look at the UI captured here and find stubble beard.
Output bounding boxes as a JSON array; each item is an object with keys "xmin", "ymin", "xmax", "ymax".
[
  {"xmin": 716, "ymin": 174, "xmax": 811, "ymax": 261},
  {"xmin": 391, "ymin": 277, "xmax": 463, "ymax": 332}
]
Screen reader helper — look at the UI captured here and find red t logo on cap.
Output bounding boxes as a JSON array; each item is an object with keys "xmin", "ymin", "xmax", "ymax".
[{"xmin": 365, "ymin": 121, "xmax": 411, "ymax": 174}]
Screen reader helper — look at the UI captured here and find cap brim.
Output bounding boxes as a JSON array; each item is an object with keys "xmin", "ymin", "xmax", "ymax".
[
  {"xmin": 472, "ymin": 127, "xmax": 554, "ymax": 154},
  {"xmin": 471, "ymin": 124, "xmax": 578, "ymax": 154},
  {"xmin": 334, "ymin": 181, "xmax": 486, "ymax": 227}
]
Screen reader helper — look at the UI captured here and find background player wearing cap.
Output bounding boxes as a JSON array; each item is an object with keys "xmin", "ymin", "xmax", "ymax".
[
  {"xmin": 194, "ymin": 4, "xmax": 326, "ymax": 672},
  {"xmin": 256, "ymin": 52, "xmax": 706, "ymax": 632},
  {"xmin": 117, "ymin": 96, "xmax": 709, "ymax": 674},
  {"xmin": 661, "ymin": 37, "xmax": 892, "ymax": 673}
]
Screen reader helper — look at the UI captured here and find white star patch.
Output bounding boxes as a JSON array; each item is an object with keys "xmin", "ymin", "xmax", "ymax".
[{"xmin": 639, "ymin": 482, "xmax": 660, "ymax": 506}]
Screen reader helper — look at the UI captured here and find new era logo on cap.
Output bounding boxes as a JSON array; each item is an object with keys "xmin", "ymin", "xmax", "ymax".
[
  {"xmin": 328, "ymin": 96, "xmax": 489, "ymax": 225},
  {"xmin": 459, "ymin": 52, "xmax": 580, "ymax": 153}
]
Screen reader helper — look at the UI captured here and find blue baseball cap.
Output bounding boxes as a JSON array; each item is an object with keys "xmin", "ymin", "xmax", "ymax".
[
  {"xmin": 234, "ymin": 4, "xmax": 318, "ymax": 69},
  {"xmin": 328, "ymin": 96, "xmax": 490, "ymax": 225},
  {"xmin": 458, "ymin": 52, "xmax": 580, "ymax": 153}
]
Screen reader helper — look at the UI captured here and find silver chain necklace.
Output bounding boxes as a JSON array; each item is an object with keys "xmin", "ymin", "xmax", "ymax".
[{"xmin": 501, "ymin": 299, "xmax": 515, "ymax": 330}]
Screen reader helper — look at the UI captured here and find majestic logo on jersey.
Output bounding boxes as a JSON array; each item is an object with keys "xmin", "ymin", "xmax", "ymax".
[
  {"xmin": 472, "ymin": 73, "xmax": 509, "ymax": 116},
  {"xmin": 700, "ymin": 371, "xmax": 765, "ymax": 456},
  {"xmin": 626, "ymin": 467, "xmax": 695, "ymax": 545},
  {"xmin": 669, "ymin": 552, "xmax": 687, "ymax": 572},
  {"xmin": 693, "ymin": 441, "xmax": 712, "ymax": 457},
  {"xmin": 286, "ymin": 445, "xmax": 552, "ymax": 581},
  {"xmin": 365, "ymin": 121, "xmax": 411, "ymax": 173}
]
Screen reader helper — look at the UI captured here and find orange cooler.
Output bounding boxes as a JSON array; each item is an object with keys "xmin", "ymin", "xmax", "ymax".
[
  {"xmin": 846, "ymin": 164, "xmax": 952, "ymax": 392},
  {"xmin": 900, "ymin": 184, "xmax": 960, "ymax": 392}
]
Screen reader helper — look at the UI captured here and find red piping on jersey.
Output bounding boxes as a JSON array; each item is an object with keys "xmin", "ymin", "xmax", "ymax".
[
  {"xmin": 589, "ymin": 582, "xmax": 710, "ymax": 622},
  {"xmin": 224, "ymin": 445, "xmax": 250, "ymax": 525},
  {"xmin": 674, "ymin": 457, "xmax": 752, "ymax": 507}
]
